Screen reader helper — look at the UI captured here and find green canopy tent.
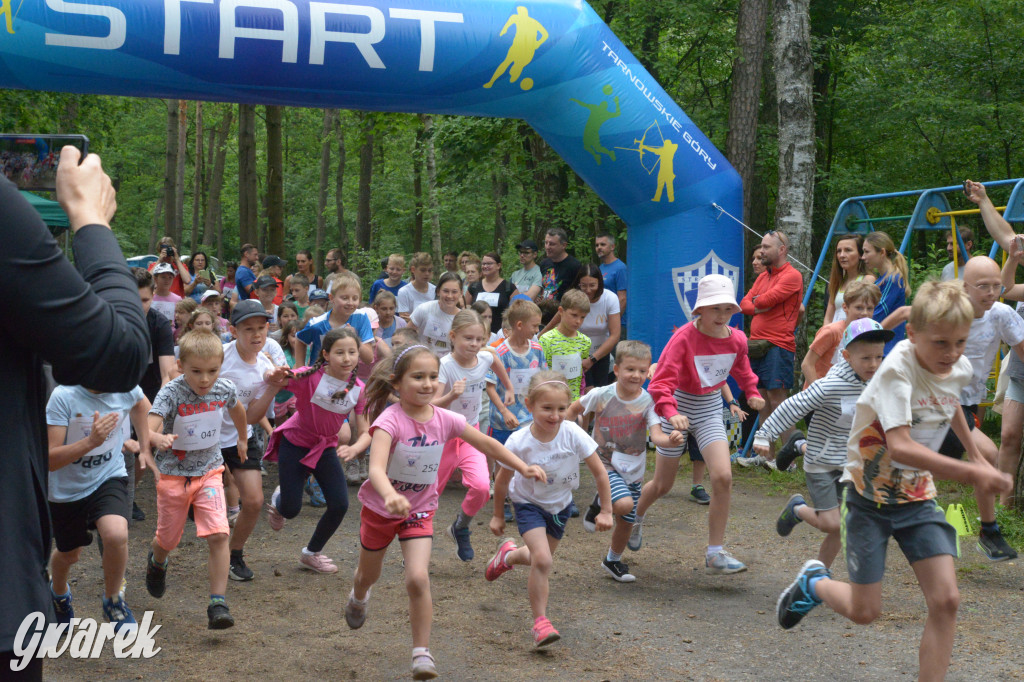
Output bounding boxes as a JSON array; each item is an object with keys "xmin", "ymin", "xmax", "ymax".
[{"xmin": 19, "ymin": 190, "xmax": 69, "ymax": 229}]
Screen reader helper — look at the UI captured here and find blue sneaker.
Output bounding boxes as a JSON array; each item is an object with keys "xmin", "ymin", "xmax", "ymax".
[
  {"xmin": 705, "ymin": 549, "xmax": 747, "ymax": 574},
  {"xmin": 51, "ymin": 582, "xmax": 73, "ymax": 624},
  {"xmin": 777, "ymin": 559, "xmax": 830, "ymax": 629},
  {"xmin": 503, "ymin": 501, "xmax": 514, "ymax": 523},
  {"xmin": 102, "ymin": 595, "xmax": 137, "ymax": 632},
  {"xmin": 447, "ymin": 522, "xmax": 474, "ymax": 561},
  {"xmin": 568, "ymin": 500, "xmax": 580, "ymax": 518},
  {"xmin": 776, "ymin": 494, "xmax": 806, "ymax": 537},
  {"xmin": 306, "ymin": 476, "xmax": 326, "ymax": 507}
]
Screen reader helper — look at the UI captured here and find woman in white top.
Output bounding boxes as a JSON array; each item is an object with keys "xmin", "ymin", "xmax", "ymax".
[
  {"xmin": 824, "ymin": 234, "xmax": 875, "ymax": 324},
  {"xmin": 407, "ymin": 272, "xmax": 463, "ymax": 357},
  {"xmin": 576, "ymin": 264, "xmax": 622, "ymax": 388}
]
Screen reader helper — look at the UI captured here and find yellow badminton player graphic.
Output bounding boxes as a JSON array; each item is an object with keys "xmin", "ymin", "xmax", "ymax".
[
  {"xmin": 483, "ymin": 6, "xmax": 548, "ymax": 91},
  {"xmin": 616, "ymin": 121, "xmax": 678, "ymax": 203}
]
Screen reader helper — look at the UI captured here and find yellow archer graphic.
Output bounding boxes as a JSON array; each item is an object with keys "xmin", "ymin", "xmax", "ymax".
[
  {"xmin": 616, "ymin": 121, "xmax": 678, "ymax": 202},
  {"xmin": 483, "ymin": 6, "xmax": 548, "ymax": 91}
]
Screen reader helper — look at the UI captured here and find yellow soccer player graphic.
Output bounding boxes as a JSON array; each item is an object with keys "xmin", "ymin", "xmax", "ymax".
[
  {"xmin": 617, "ymin": 121, "xmax": 678, "ymax": 203},
  {"xmin": 569, "ymin": 85, "xmax": 620, "ymax": 165},
  {"xmin": 483, "ymin": 6, "xmax": 548, "ymax": 91}
]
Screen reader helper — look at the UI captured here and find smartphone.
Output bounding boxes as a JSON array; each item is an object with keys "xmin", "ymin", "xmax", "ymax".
[
  {"xmin": 0, "ymin": 134, "xmax": 89, "ymax": 192},
  {"xmin": 963, "ymin": 180, "xmax": 971, "ymax": 197}
]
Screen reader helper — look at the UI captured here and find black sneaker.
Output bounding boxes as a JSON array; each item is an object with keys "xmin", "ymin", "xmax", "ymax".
[
  {"xmin": 775, "ymin": 431, "xmax": 805, "ymax": 472},
  {"xmin": 582, "ymin": 501, "xmax": 600, "ymax": 533},
  {"xmin": 145, "ymin": 551, "xmax": 167, "ymax": 599},
  {"xmin": 207, "ymin": 602, "xmax": 235, "ymax": 629},
  {"xmin": 689, "ymin": 485, "xmax": 711, "ymax": 505},
  {"xmin": 132, "ymin": 502, "xmax": 146, "ymax": 521},
  {"xmin": 776, "ymin": 559, "xmax": 829, "ymax": 629},
  {"xmin": 602, "ymin": 558, "xmax": 636, "ymax": 583},
  {"xmin": 229, "ymin": 554, "xmax": 254, "ymax": 581},
  {"xmin": 978, "ymin": 528, "xmax": 1018, "ymax": 561}
]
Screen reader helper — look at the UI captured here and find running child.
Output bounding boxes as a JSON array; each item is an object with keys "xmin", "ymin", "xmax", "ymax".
[
  {"xmin": 253, "ymin": 275, "xmax": 280, "ymax": 332},
  {"xmin": 538, "ymin": 289, "xmax": 592, "ymax": 401},
  {"xmin": 146, "ymin": 330, "xmax": 250, "ymax": 629},
  {"xmin": 370, "ymin": 253, "xmax": 408, "ymax": 303},
  {"xmin": 151, "ymin": 261, "xmax": 181, "ymax": 322},
  {"xmin": 373, "ymin": 290, "xmax": 407, "ymax": 346},
  {"xmin": 264, "ymin": 327, "xmax": 371, "ymax": 573},
  {"xmin": 486, "ymin": 371, "xmax": 614, "ymax": 647},
  {"xmin": 486, "ymin": 300, "xmax": 547, "ymax": 445},
  {"xmin": 567, "ymin": 340, "xmax": 684, "ymax": 582},
  {"xmin": 777, "ymin": 281, "xmax": 1012, "ymax": 682},
  {"xmin": 288, "ymin": 274, "xmax": 311, "ymax": 317},
  {"xmin": 396, "ymin": 252, "xmax": 436, "ymax": 322},
  {"xmin": 46, "ymin": 383, "xmax": 154, "ymax": 630},
  {"xmin": 297, "ymin": 272, "xmax": 374, "ymax": 363},
  {"xmin": 433, "ymin": 309, "xmax": 516, "ymax": 561},
  {"xmin": 407, "ymin": 272, "xmax": 463, "ymax": 357},
  {"xmin": 633, "ymin": 274, "xmax": 765, "ymax": 573},
  {"xmin": 759, "ymin": 319, "xmax": 891, "ymax": 568},
  {"xmin": 345, "ymin": 344, "xmax": 545, "ymax": 680}
]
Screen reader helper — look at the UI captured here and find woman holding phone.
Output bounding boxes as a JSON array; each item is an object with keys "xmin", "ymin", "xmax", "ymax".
[{"xmin": 184, "ymin": 250, "xmax": 217, "ymax": 300}]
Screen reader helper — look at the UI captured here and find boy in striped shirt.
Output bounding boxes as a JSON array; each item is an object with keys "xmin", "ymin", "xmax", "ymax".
[{"xmin": 754, "ymin": 319, "xmax": 892, "ymax": 568}]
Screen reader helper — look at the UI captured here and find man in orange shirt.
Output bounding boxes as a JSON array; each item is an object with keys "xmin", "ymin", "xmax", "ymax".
[{"xmin": 738, "ymin": 231, "xmax": 803, "ymax": 468}]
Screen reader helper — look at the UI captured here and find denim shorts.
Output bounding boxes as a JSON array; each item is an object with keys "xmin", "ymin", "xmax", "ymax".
[
  {"xmin": 749, "ymin": 342, "xmax": 795, "ymax": 390},
  {"xmin": 514, "ymin": 501, "xmax": 572, "ymax": 540}
]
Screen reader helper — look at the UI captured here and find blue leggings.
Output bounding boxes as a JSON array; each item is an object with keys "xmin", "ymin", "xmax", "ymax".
[{"xmin": 277, "ymin": 434, "xmax": 348, "ymax": 553}]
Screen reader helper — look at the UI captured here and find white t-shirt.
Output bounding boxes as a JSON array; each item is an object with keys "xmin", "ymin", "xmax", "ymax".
[
  {"xmin": 579, "ymin": 289, "xmax": 621, "ymax": 350},
  {"xmin": 410, "ymin": 300, "xmax": 456, "ymax": 357},
  {"xmin": 218, "ymin": 340, "xmax": 276, "ymax": 447},
  {"xmin": 504, "ymin": 421, "xmax": 598, "ymax": 514},
  {"xmin": 262, "ymin": 337, "xmax": 287, "ymax": 367},
  {"xmin": 961, "ymin": 302, "xmax": 1024, "ymax": 405},
  {"xmin": 397, "ymin": 283, "xmax": 436, "ymax": 315},
  {"xmin": 438, "ymin": 350, "xmax": 494, "ymax": 426}
]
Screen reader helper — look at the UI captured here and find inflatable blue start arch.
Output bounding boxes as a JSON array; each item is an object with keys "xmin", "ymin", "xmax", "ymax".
[{"xmin": 0, "ymin": 0, "xmax": 743, "ymax": 355}]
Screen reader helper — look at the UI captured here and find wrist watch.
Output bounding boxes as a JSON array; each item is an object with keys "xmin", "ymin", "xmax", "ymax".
[
  {"xmin": 588, "ymin": 354, "xmax": 597, "ymax": 363},
  {"xmin": 728, "ymin": 399, "xmax": 740, "ymax": 407}
]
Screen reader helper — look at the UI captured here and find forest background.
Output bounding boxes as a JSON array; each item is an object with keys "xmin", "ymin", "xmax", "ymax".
[{"xmin": 2, "ymin": 0, "xmax": 1022, "ymax": 329}]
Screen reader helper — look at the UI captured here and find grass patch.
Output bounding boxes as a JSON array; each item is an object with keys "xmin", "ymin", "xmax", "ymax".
[{"xmin": 935, "ymin": 480, "xmax": 1024, "ymax": 548}]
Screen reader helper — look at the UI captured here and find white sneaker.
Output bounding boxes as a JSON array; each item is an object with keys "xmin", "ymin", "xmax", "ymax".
[
  {"xmin": 735, "ymin": 454, "xmax": 766, "ymax": 468},
  {"xmin": 764, "ymin": 458, "xmax": 779, "ymax": 471},
  {"xmin": 627, "ymin": 517, "xmax": 644, "ymax": 551},
  {"xmin": 706, "ymin": 549, "xmax": 747, "ymax": 574}
]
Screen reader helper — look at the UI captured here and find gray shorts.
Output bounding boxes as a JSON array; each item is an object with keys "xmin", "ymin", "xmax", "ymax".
[
  {"xmin": 805, "ymin": 470, "xmax": 842, "ymax": 511},
  {"xmin": 841, "ymin": 485, "xmax": 958, "ymax": 585}
]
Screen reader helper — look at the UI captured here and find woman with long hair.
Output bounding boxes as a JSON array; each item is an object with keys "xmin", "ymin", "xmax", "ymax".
[
  {"xmin": 824, "ymin": 235, "xmax": 875, "ymax": 324},
  {"xmin": 862, "ymin": 231, "xmax": 910, "ymax": 352},
  {"xmin": 184, "ymin": 250, "xmax": 216, "ymax": 299},
  {"xmin": 284, "ymin": 249, "xmax": 323, "ymax": 293}
]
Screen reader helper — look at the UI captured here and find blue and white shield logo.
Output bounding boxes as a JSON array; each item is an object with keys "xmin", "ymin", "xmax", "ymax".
[{"xmin": 672, "ymin": 250, "xmax": 741, "ymax": 320}]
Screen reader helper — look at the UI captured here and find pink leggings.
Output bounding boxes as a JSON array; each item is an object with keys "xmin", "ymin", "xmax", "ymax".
[{"xmin": 435, "ymin": 428, "xmax": 490, "ymax": 517}]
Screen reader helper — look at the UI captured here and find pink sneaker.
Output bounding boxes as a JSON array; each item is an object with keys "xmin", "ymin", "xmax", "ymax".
[
  {"xmin": 485, "ymin": 539, "xmax": 516, "ymax": 582},
  {"xmin": 265, "ymin": 487, "xmax": 284, "ymax": 531},
  {"xmin": 532, "ymin": 617, "xmax": 560, "ymax": 648},
  {"xmin": 299, "ymin": 551, "xmax": 338, "ymax": 574}
]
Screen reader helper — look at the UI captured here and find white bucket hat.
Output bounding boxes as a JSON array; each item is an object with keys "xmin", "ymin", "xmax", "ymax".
[{"xmin": 693, "ymin": 274, "xmax": 740, "ymax": 315}]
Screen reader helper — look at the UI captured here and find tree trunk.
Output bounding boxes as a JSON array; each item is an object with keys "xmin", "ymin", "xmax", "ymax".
[
  {"xmin": 265, "ymin": 105, "xmax": 285, "ymax": 258},
  {"xmin": 149, "ymin": 196, "xmax": 163, "ymax": 254},
  {"xmin": 355, "ymin": 113, "xmax": 374, "ymax": 251},
  {"xmin": 412, "ymin": 125, "xmax": 424, "ymax": 252},
  {"xmin": 316, "ymin": 109, "xmax": 337, "ymax": 269},
  {"xmin": 421, "ymin": 114, "xmax": 442, "ymax": 264},
  {"xmin": 492, "ymin": 156, "xmax": 509, "ymax": 251},
  {"xmin": 237, "ymin": 104, "xmax": 259, "ymax": 247},
  {"xmin": 203, "ymin": 107, "xmax": 232, "ymax": 250},
  {"xmin": 191, "ymin": 101, "xmax": 203, "ymax": 251},
  {"xmin": 334, "ymin": 112, "xmax": 348, "ymax": 253},
  {"xmin": 726, "ymin": 0, "xmax": 769, "ymax": 223},
  {"xmin": 174, "ymin": 100, "xmax": 188, "ymax": 247},
  {"xmin": 163, "ymin": 99, "xmax": 179, "ymax": 242}
]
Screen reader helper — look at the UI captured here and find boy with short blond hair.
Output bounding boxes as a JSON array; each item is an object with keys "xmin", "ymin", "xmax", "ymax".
[
  {"xmin": 486, "ymin": 299, "xmax": 547, "ymax": 445},
  {"xmin": 297, "ymin": 271, "xmax": 374, "ymax": 363},
  {"xmin": 396, "ymin": 252, "xmax": 436, "ymax": 320},
  {"xmin": 777, "ymin": 281, "xmax": 1013, "ymax": 681},
  {"xmin": 539, "ymin": 289, "xmax": 592, "ymax": 400},
  {"xmin": 146, "ymin": 330, "xmax": 249, "ymax": 629},
  {"xmin": 289, "ymin": 273, "xmax": 311, "ymax": 317},
  {"xmin": 801, "ymin": 280, "xmax": 881, "ymax": 386},
  {"xmin": 369, "ymin": 253, "xmax": 408, "ymax": 303}
]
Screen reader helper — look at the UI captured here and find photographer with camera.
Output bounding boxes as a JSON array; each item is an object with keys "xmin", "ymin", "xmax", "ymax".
[{"xmin": 147, "ymin": 236, "xmax": 193, "ymax": 298}]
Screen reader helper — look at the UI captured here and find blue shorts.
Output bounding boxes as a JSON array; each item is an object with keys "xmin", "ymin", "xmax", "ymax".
[
  {"xmin": 488, "ymin": 427, "xmax": 514, "ymax": 445},
  {"xmin": 514, "ymin": 501, "xmax": 572, "ymax": 540},
  {"xmin": 749, "ymin": 343, "xmax": 795, "ymax": 390}
]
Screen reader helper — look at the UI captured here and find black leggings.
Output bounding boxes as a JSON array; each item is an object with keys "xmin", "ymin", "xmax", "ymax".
[
  {"xmin": 277, "ymin": 434, "xmax": 349, "ymax": 553},
  {"xmin": 584, "ymin": 354, "xmax": 613, "ymax": 389}
]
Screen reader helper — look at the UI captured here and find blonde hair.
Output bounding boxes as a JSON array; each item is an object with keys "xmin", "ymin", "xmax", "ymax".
[
  {"xmin": 178, "ymin": 329, "xmax": 224, "ymax": 364},
  {"xmin": 842, "ymin": 280, "xmax": 881, "ymax": 308},
  {"xmin": 506, "ymin": 299, "xmax": 542, "ymax": 326},
  {"xmin": 329, "ymin": 272, "xmax": 362, "ymax": 297},
  {"xmin": 559, "ymin": 289, "xmax": 591, "ymax": 314},
  {"xmin": 175, "ymin": 298, "xmax": 198, "ymax": 316},
  {"xmin": 372, "ymin": 290, "xmax": 397, "ymax": 307},
  {"xmin": 387, "ymin": 253, "xmax": 406, "ymax": 268},
  {"xmin": 303, "ymin": 305, "xmax": 325, "ymax": 324},
  {"xmin": 458, "ymin": 251, "xmax": 479, "ymax": 264},
  {"xmin": 525, "ymin": 370, "xmax": 573, "ymax": 402},
  {"xmin": 614, "ymin": 340, "xmax": 652, "ymax": 365},
  {"xmin": 409, "ymin": 252, "xmax": 433, "ymax": 270},
  {"xmin": 909, "ymin": 280, "xmax": 973, "ymax": 330},
  {"xmin": 449, "ymin": 309, "xmax": 487, "ymax": 337},
  {"xmin": 865, "ymin": 231, "xmax": 911, "ymax": 295},
  {"xmin": 186, "ymin": 306, "xmax": 218, "ymax": 332}
]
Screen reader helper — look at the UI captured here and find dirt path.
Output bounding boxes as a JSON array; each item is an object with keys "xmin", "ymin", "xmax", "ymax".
[{"xmin": 46, "ymin": 466, "xmax": 1023, "ymax": 681}]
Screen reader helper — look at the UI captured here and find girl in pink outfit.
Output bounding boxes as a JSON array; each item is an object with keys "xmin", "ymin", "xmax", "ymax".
[
  {"xmin": 344, "ymin": 343, "xmax": 545, "ymax": 681},
  {"xmin": 263, "ymin": 327, "xmax": 371, "ymax": 574},
  {"xmin": 632, "ymin": 274, "xmax": 766, "ymax": 574}
]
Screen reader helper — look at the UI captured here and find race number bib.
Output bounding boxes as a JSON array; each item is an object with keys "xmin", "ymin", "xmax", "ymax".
[
  {"xmin": 611, "ymin": 450, "xmax": 645, "ymax": 484},
  {"xmin": 476, "ymin": 292, "xmax": 500, "ymax": 307},
  {"xmin": 311, "ymin": 374, "xmax": 360, "ymax": 415},
  {"xmin": 838, "ymin": 395, "xmax": 858, "ymax": 431},
  {"xmin": 66, "ymin": 414, "xmax": 124, "ymax": 463},
  {"xmin": 552, "ymin": 354, "xmax": 582, "ymax": 380},
  {"xmin": 450, "ymin": 381, "xmax": 484, "ymax": 423},
  {"xmin": 151, "ymin": 300, "xmax": 176, "ymax": 322},
  {"xmin": 694, "ymin": 353, "xmax": 735, "ymax": 388},
  {"xmin": 233, "ymin": 380, "xmax": 262, "ymax": 406},
  {"xmin": 425, "ymin": 320, "xmax": 450, "ymax": 353},
  {"xmin": 172, "ymin": 410, "xmax": 221, "ymax": 451},
  {"xmin": 542, "ymin": 455, "xmax": 580, "ymax": 495},
  {"xmin": 387, "ymin": 442, "xmax": 443, "ymax": 485},
  {"xmin": 509, "ymin": 368, "xmax": 534, "ymax": 395}
]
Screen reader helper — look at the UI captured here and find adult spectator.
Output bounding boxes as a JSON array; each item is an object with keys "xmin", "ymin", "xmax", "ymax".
[
  {"xmin": 750, "ymin": 245, "xmax": 766, "ymax": 278},
  {"xmin": 965, "ymin": 180, "xmax": 1024, "ymax": 258},
  {"xmin": 219, "ymin": 261, "xmax": 238, "ymax": 301},
  {"xmin": 862, "ymin": 231, "xmax": 910, "ymax": 353},
  {"xmin": 738, "ymin": 231, "xmax": 803, "ymax": 466},
  {"xmin": 323, "ymin": 247, "xmax": 349, "ymax": 294},
  {"xmin": 443, "ymin": 250, "xmax": 459, "ymax": 276},
  {"xmin": 147, "ymin": 236, "xmax": 192, "ymax": 297},
  {"xmin": 234, "ymin": 243, "xmax": 260, "ymax": 301},
  {"xmin": 575, "ymin": 264, "xmax": 621, "ymax": 387},
  {"xmin": 262, "ymin": 254, "xmax": 287, "ymax": 304},
  {"xmin": 510, "ymin": 239, "xmax": 543, "ymax": 299},
  {"xmin": 823, "ymin": 235, "xmax": 874, "ymax": 324},
  {"xmin": 457, "ymin": 251, "xmax": 478, "ymax": 281},
  {"xmin": 940, "ymin": 226, "xmax": 974, "ymax": 281},
  {"xmin": 0, "ymin": 147, "xmax": 149, "ymax": 678},
  {"xmin": 284, "ymin": 248, "xmax": 323, "ymax": 294},
  {"xmin": 468, "ymin": 252, "xmax": 518, "ymax": 334},
  {"xmin": 184, "ymin": 250, "xmax": 216, "ymax": 300},
  {"xmin": 595, "ymin": 232, "xmax": 627, "ymax": 315},
  {"xmin": 538, "ymin": 227, "xmax": 581, "ymax": 301}
]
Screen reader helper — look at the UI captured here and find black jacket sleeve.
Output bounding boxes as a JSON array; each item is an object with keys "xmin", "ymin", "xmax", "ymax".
[{"xmin": 0, "ymin": 177, "xmax": 149, "ymax": 391}]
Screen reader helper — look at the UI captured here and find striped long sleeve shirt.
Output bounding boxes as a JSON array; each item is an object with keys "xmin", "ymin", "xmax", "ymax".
[{"xmin": 753, "ymin": 361, "xmax": 866, "ymax": 472}]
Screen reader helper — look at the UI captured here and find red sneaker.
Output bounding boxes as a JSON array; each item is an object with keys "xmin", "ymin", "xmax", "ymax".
[
  {"xmin": 485, "ymin": 539, "xmax": 516, "ymax": 582},
  {"xmin": 532, "ymin": 617, "xmax": 560, "ymax": 648}
]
